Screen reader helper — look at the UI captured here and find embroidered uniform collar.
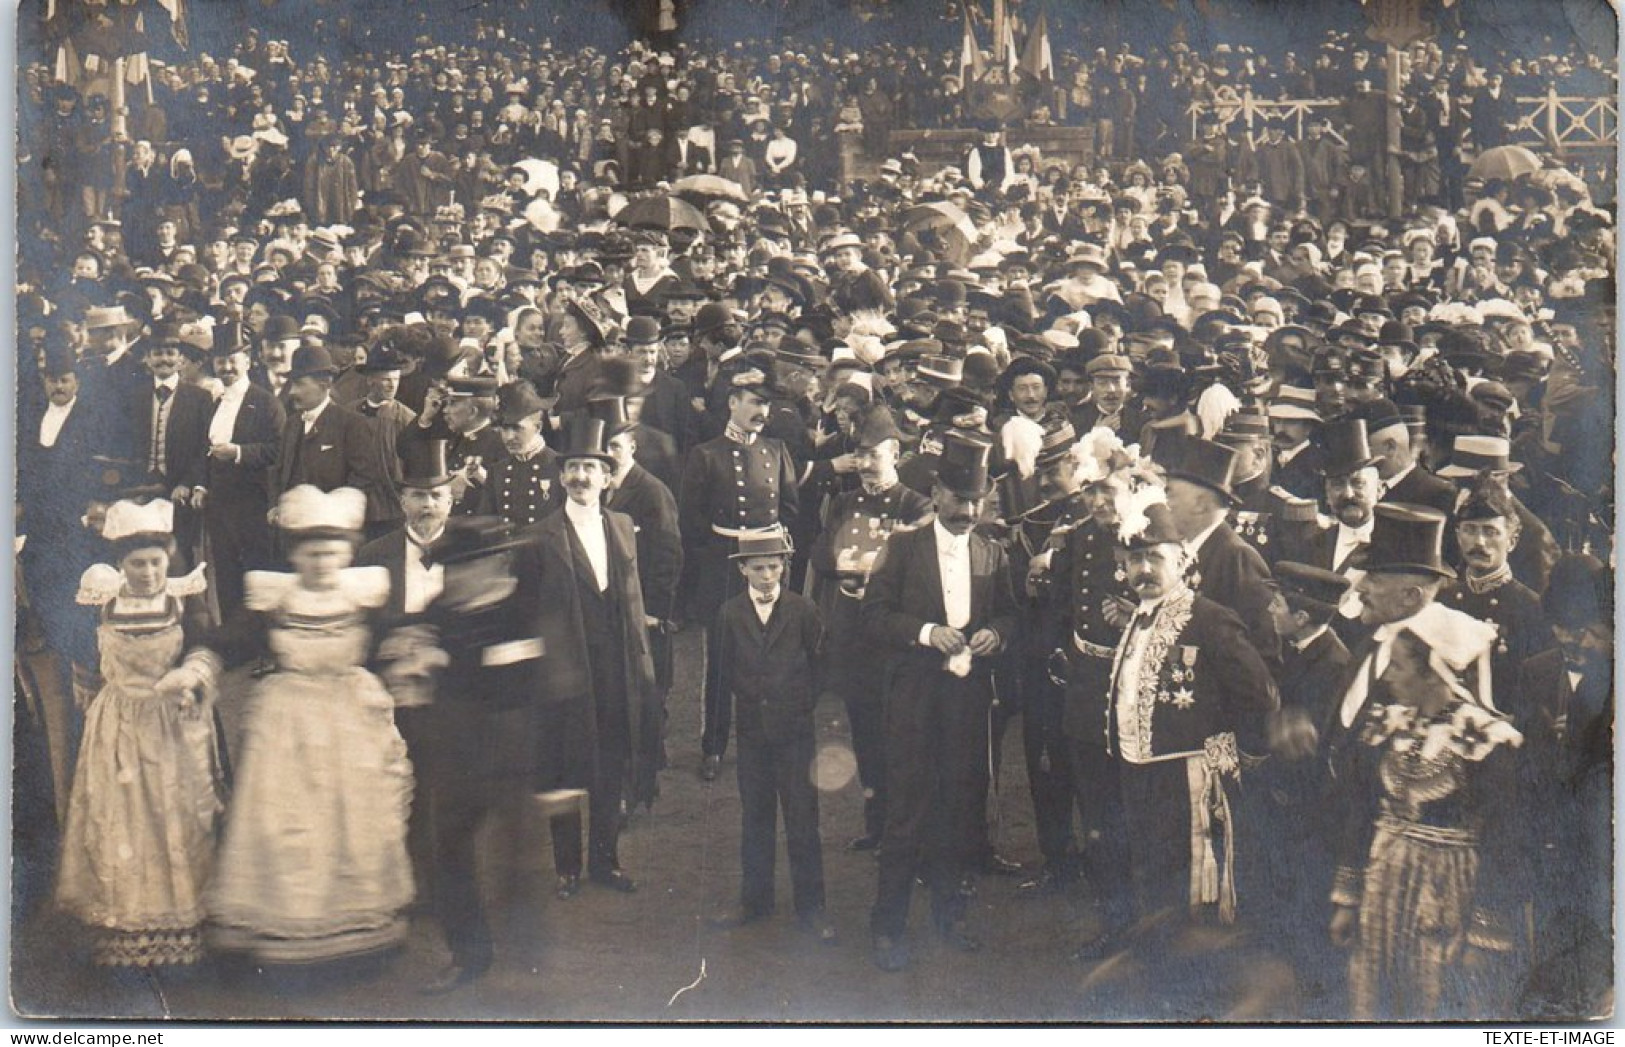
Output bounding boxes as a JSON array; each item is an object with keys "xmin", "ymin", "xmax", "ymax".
[
  {"xmin": 1464, "ymin": 562, "xmax": 1513, "ymax": 594},
  {"xmin": 725, "ymin": 420, "xmax": 758, "ymax": 445}
]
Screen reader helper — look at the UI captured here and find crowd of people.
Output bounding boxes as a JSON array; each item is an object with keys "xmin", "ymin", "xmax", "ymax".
[{"xmin": 14, "ymin": 4, "xmax": 1616, "ymax": 1021}]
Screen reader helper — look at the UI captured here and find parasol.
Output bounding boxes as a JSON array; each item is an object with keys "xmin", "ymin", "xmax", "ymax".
[
  {"xmin": 612, "ymin": 194, "xmax": 708, "ymax": 232},
  {"xmin": 671, "ymin": 174, "xmax": 750, "ymax": 203},
  {"xmin": 1468, "ymin": 145, "xmax": 1542, "ymax": 182}
]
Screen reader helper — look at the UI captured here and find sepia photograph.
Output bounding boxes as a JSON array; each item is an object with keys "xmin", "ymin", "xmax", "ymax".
[{"xmin": 10, "ymin": 0, "xmax": 1618, "ymax": 1024}]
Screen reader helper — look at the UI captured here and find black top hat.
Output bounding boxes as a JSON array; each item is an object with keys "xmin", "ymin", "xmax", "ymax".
[
  {"xmin": 936, "ymin": 431, "xmax": 993, "ymax": 499},
  {"xmin": 585, "ymin": 394, "xmax": 635, "ymax": 436},
  {"xmin": 1156, "ymin": 434, "xmax": 1241, "ymax": 505},
  {"xmin": 401, "ymin": 439, "xmax": 454, "ymax": 488},
  {"xmin": 286, "ymin": 345, "xmax": 339, "ymax": 381},
  {"xmin": 559, "ymin": 414, "xmax": 613, "ymax": 463},
  {"xmin": 423, "ymin": 515, "xmax": 527, "ymax": 567},
  {"xmin": 494, "ymin": 380, "xmax": 549, "ymax": 425},
  {"xmin": 211, "ymin": 321, "xmax": 252, "ymax": 357},
  {"xmin": 1353, "ymin": 503, "xmax": 1453, "ymax": 578},
  {"xmin": 1318, "ymin": 419, "xmax": 1381, "ymax": 477}
]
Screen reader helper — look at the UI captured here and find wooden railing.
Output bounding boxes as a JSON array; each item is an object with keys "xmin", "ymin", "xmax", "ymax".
[{"xmin": 1188, "ymin": 87, "xmax": 1617, "ymax": 155}]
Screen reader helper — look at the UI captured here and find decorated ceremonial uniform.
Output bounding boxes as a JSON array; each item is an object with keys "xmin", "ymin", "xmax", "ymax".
[
  {"xmin": 1107, "ymin": 584, "xmax": 1277, "ymax": 922},
  {"xmin": 479, "ymin": 445, "xmax": 564, "ymax": 525}
]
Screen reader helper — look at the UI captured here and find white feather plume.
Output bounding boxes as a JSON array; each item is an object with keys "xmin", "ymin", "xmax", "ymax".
[{"xmin": 1002, "ymin": 415, "xmax": 1045, "ymax": 481}]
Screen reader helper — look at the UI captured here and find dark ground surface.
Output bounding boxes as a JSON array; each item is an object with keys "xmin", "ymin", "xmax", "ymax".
[{"xmin": 12, "ymin": 626, "xmax": 1178, "ymax": 1024}]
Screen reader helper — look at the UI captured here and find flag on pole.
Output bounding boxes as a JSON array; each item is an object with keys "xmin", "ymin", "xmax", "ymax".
[
  {"xmin": 1019, "ymin": 8, "xmax": 1054, "ymax": 82},
  {"xmin": 958, "ymin": 5, "xmax": 983, "ymax": 91},
  {"xmin": 1001, "ymin": 16, "xmax": 1019, "ymax": 80},
  {"xmin": 157, "ymin": 0, "xmax": 189, "ymax": 50}
]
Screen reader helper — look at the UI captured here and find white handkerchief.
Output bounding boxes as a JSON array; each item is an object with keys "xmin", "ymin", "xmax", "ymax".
[{"xmin": 945, "ymin": 648, "xmax": 973, "ymax": 678}]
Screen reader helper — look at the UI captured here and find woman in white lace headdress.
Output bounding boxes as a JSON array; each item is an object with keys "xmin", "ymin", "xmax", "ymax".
[
  {"xmin": 56, "ymin": 498, "xmax": 224, "ymax": 970},
  {"xmin": 187, "ymin": 485, "xmax": 414, "ymax": 963}
]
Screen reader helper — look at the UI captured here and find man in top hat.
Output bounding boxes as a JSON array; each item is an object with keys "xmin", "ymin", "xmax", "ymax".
[
  {"xmin": 1084, "ymin": 500, "xmax": 1276, "ymax": 955},
  {"xmin": 682, "ymin": 359, "xmax": 802, "ymax": 780},
  {"xmin": 621, "ymin": 314, "xmax": 697, "ymax": 454},
  {"xmin": 1156, "ymin": 434, "xmax": 1281, "ymax": 668},
  {"xmin": 809, "ymin": 403, "xmax": 932, "ymax": 851},
  {"xmin": 593, "ymin": 355, "xmax": 683, "ymax": 495},
  {"xmin": 480, "ymin": 381, "xmax": 564, "ymax": 527},
  {"xmin": 1069, "ymin": 354, "xmax": 1144, "ymax": 438},
  {"xmin": 1438, "ymin": 479, "xmax": 1554, "ymax": 729},
  {"xmin": 1321, "ymin": 504, "xmax": 1484, "ymax": 787},
  {"xmin": 395, "ymin": 514, "xmax": 545, "ymax": 993},
  {"xmin": 527, "ymin": 415, "xmax": 660, "ymax": 899},
  {"xmin": 592, "ymin": 393, "xmax": 684, "ymax": 810},
  {"xmin": 861, "ymin": 432, "xmax": 1017, "ymax": 972},
  {"xmin": 200, "ymin": 322, "xmax": 287, "ymax": 614},
  {"xmin": 1357, "ymin": 397, "xmax": 1457, "ymax": 518},
  {"xmin": 1267, "ymin": 385, "xmax": 1326, "ymax": 500},
  {"xmin": 401, "ymin": 373, "xmax": 507, "ymax": 517},
  {"xmin": 1292, "ymin": 419, "xmax": 1384, "ymax": 636},
  {"xmin": 272, "ymin": 344, "xmax": 401, "ymax": 542}
]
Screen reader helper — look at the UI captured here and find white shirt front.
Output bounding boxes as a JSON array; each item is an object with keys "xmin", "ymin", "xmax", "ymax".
[
  {"xmin": 1114, "ymin": 597, "xmax": 1167, "ymax": 764},
  {"xmin": 933, "ymin": 519, "xmax": 971, "ymax": 630},
  {"xmin": 1332, "ymin": 520, "xmax": 1373, "ymax": 573},
  {"xmin": 565, "ymin": 498, "xmax": 609, "ymax": 591},
  {"xmin": 39, "ymin": 399, "xmax": 74, "ymax": 448},
  {"xmin": 403, "ymin": 526, "xmax": 445, "ymax": 614},
  {"xmin": 751, "ymin": 585, "xmax": 780, "ymax": 626},
  {"xmin": 302, "ymin": 396, "xmax": 332, "ymax": 435},
  {"xmin": 209, "ymin": 381, "xmax": 249, "ymax": 448}
]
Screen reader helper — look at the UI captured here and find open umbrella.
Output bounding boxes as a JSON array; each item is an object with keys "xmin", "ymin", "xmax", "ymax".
[
  {"xmin": 900, "ymin": 201, "xmax": 981, "ymax": 266},
  {"xmin": 671, "ymin": 174, "xmax": 750, "ymax": 203},
  {"xmin": 1469, "ymin": 145, "xmax": 1542, "ymax": 182},
  {"xmin": 611, "ymin": 194, "xmax": 708, "ymax": 233}
]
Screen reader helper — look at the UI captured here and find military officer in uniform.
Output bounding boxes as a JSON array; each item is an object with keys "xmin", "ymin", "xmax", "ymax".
[
  {"xmin": 401, "ymin": 373, "xmax": 508, "ymax": 516},
  {"xmin": 481, "ymin": 381, "xmax": 564, "ymax": 525},
  {"xmin": 809, "ymin": 402, "xmax": 931, "ymax": 851},
  {"xmin": 682, "ymin": 358, "xmax": 801, "ymax": 779}
]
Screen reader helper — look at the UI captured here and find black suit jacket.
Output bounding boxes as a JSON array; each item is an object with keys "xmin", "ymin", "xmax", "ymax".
[
  {"xmin": 1191, "ymin": 520, "xmax": 1281, "ymax": 668},
  {"xmin": 355, "ymin": 528, "xmax": 412, "ymax": 623},
  {"xmin": 137, "ymin": 381, "xmax": 214, "ymax": 490},
  {"xmin": 860, "ymin": 523, "xmax": 1018, "ymax": 680},
  {"xmin": 605, "ymin": 464, "xmax": 684, "ymax": 621},
  {"xmin": 274, "ymin": 399, "xmax": 398, "ymax": 524},
  {"xmin": 708, "ymin": 590, "xmax": 825, "ymax": 744}
]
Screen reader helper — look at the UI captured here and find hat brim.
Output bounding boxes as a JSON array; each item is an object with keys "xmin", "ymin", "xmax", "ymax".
[
  {"xmin": 1167, "ymin": 471, "xmax": 1242, "ymax": 507},
  {"xmin": 1438, "ymin": 460, "xmax": 1522, "ymax": 478},
  {"xmin": 1319, "ymin": 455, "xmax": 1382, "ymax": 477},
  {"xmin": 400, "ymin": 474, "xmax": 455, "ymax": 489},
  {"xmin": 1348, "ymin": 551, "xmax": 1456, "ymax": 579}
]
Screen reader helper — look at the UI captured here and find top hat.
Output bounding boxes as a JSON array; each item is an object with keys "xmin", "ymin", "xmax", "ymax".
[
  {"xmin": 558, "ymin": 415, "xmax": 614, "ymax": 464},
  {"xmin": 585, "ymin": 394, "xmax": 636, "ymax": 436},
  {"xmin": 286, "ymin": 345, "xmax": 339, "ymax": 381},
  {"xmin": 1275, "ymin": 560, "xmax": 1352, "ymax": 617},
  {"xmin": 401, "ymin": 439, "xmax": 455, "ymax": 488},
  {"xmin": 211, "ymin": 321, "xmax": 252, "ymax": 357},
  {"xmin": 730, "ymin": 524, "xmax": 795, "ymax": 560},
  {"xmin": 1318, "ymin": 419, "xmax": 1382, "ymax": 477},
  {"xmin": 1156, "ymin": 434, "xmax": 1241, "ymax": 506},
  {"xmin": 424, "ymin": 515, "xmax": 528, "ymax": 567},
  {"xmin": 936, "ymin": 431, "xmax": 993, "ymax": 499},
  {"xmin": 1353, "ymin": 503, "xmax": 1453, "ymax": 578}
]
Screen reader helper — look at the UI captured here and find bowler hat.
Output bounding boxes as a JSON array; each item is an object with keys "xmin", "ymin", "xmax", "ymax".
[
  {"xmin": 1353, "ymin": 503, "xmax": 1453, "ymax": 578},
  {"xmin": 494, "ymin": 381, "xmax": 549, "ymax": 425},
  {"xmin": 286, "ymin": 345, "xmax": 339, "ymax": 381}
]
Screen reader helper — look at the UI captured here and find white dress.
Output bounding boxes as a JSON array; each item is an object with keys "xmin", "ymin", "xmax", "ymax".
[
  {"xmin": 207, "ymin": 567, "xmax": 415, "ymax": 963},
  {"xmin": 55, "ymin": 582, "xmax": 225, "ymax": 967}
]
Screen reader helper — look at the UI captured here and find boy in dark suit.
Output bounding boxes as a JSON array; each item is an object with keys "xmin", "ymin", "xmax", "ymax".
[{"xmin": 706, "ymin": 528, "xmax": 835, "ymax": 943}]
